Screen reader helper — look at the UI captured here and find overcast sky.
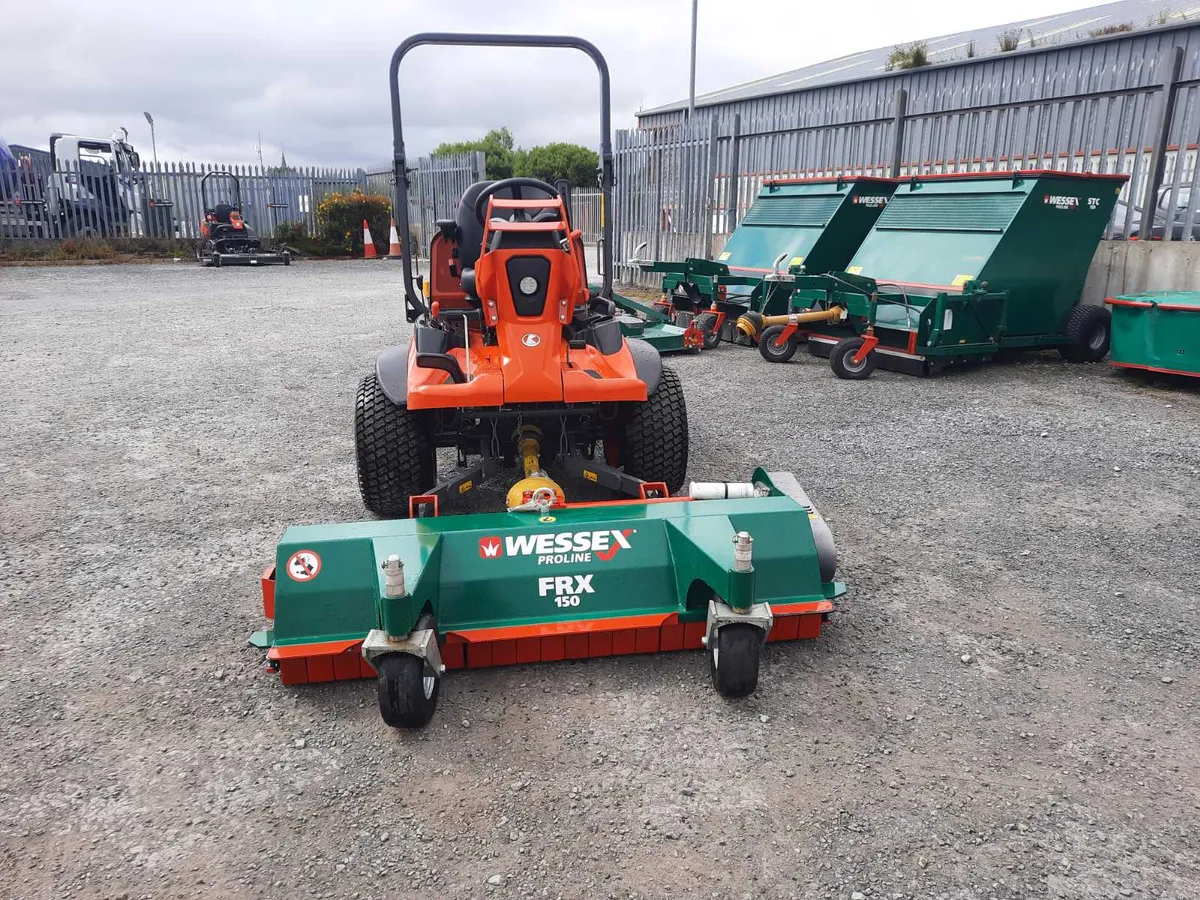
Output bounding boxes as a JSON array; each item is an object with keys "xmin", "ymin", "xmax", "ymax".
[{"xmin": 2, "ymin": 0, "xmax": 1102, "ymax": 168}]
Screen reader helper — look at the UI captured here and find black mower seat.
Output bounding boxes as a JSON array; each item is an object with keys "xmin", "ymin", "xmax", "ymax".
[{"xmin": 211, "ymin": 203, "xmax": 239, "ymax": 224}]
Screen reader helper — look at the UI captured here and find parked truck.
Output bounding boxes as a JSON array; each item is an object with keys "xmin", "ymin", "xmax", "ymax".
[{"xmin": 0, "ymin": 128, "xmax": 171, "ymax": 239}]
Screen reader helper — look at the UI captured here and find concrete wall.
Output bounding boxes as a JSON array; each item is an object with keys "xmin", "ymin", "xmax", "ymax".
[{"xmin": 1082, "ymin": 241, "xmax": 1200, "ymax": 305}]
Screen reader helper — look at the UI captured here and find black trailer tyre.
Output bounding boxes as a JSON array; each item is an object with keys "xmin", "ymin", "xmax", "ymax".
[
  {"xmin": 758, "ymin": 325, "xmax": 799, "ymax": 363},
  {"xmin": 694, "ymin": 312, "xmax": 722, "ymax": 350},
  {"xmin": 355, "ymin": 372, "xmax": 436, "ymax": 517},
  {"xmin": 1060, "ymin": 304, "xmax": 1111, "ymax": 362},
  {"xmin": 709, "ymin": 623, "xmax": 762, "ymax": 698},
  {"xmin": 621, "ymin": 365, "xmax": 688, "ymax": 494},
  {"xmin": 830, "ymin": 336, "xmax": 877, "ymax": 380},
  {"xmin": 375, "ymin": 652, "xmax": 440, "ymax": 728}
]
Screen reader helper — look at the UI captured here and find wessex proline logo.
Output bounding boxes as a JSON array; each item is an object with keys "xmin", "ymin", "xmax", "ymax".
[
  {"xmin": 478, "ymin": 528, "xmax": 635, "ymax": 565},
  {"xmin": 853, "ymin": 195, "xmax": 889, "ymax": 207},
  {"xmin": 1044, "ymin": 194, "xmax": 1080, "ymax": 210}
]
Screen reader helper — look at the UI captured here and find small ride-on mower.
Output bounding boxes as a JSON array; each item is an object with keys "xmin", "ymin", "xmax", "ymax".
[
  {"xmin": 196, "ymin": 170, "xmax": 290, "ymax": 267},
  {"xmin": 250, "ymin": 33, "xmax": 846, "ymax": 729}
]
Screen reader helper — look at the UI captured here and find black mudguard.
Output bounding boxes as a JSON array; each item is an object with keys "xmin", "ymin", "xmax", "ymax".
[
  {"xmin": 627, "ymin": 337, "xmax": 663, "ymax": 394},
  {"xmin": 375, "ymin": 343, "xmax": 410, "ymax": 405}
]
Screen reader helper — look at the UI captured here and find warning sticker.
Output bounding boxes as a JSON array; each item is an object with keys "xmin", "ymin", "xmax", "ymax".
[
  {"xmin": 285, "ymin": 550, "xmax": 322, "ymax": 582},
  {"xmin": 951, "ymin": 274, "xmax": 974, "ymax": 287},
  {"xmin": 718, "ymin": 251, "xmax": 731, "ymax": 261},
  {"xmin": 789, "ymin": 255, "xmax": 805, "ymax": 267},
  {"xmin": 846, "ymin": 265, "xmax": 864, "ymax": 275}
]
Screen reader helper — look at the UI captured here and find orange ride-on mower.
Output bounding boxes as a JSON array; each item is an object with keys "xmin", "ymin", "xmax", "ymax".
[
  {"xmin": 196, "ymin": 170, "xmax": 290, "ymax": 268},
  {"xmin": 357, "ymin": 34, "xmax": 690, "ymax": 520},
  {"xmin": 251, "ymin": 34, "xmax": 846, "ymax": 729}
]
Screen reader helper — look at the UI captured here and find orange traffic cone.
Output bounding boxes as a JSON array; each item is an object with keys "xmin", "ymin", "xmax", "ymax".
[
  {"xmin": 387, "ymin": 217, "xmax": 403, "ymax": 259},
  {"xmin": 362, "ymin": 219, "xmax": 377, "ymax": 259}
]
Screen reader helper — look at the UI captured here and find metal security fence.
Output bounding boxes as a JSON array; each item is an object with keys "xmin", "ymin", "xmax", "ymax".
[
  {"xmin": 615, "ymin": 23, "xmax": 1200, "ymax": 286},
  {"xmin": 377, "ymin": 151, "xmax": 486, "ymax": 255},
  {"xmin": 0, "ymin": 149, "xmax": 482, "ymax": 251}
]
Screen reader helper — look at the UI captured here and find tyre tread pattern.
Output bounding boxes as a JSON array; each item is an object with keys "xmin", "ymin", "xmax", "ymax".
[
  {"xmin": 355, "ymin": 372, "xmax": 434, "ymax": 517},
  {"xmin": 622, "ymin": 365, "xmax": 689, "ymax": 494}
]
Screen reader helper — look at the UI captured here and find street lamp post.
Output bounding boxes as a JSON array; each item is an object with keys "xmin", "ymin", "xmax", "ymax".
[{"xmin": 143, "ymin": 111, "xmax": 158, "ymax": 168}]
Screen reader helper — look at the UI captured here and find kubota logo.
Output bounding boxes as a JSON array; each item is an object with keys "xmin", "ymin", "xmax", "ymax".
[{"xmin": 478, "ymin": 529, "xmax": 635, "ymax": 565}]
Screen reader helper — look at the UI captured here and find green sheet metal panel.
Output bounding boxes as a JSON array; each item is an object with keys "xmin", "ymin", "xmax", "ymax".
[
  {"xmin": 718, "ymin": 177, "xmax": 897, "ymax": 279},
  {"xmin": 269, "ymin": 488, "xmax": 839, "ymax": 649},
  {"xmin": 846, "ymin": 171, "xmax": 1126, "ymax": 337},
  {"xmin": 1107, "ymin": 292, "xmax": 1200, "ymax": 378}
]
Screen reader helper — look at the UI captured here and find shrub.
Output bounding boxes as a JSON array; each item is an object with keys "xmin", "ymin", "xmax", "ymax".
[
  {"xmin": 274, "ymin": 220, "xmax": 307, "ymax": 245},
  {"xmin": 315, "ymin": 190, "xmax": 392, "ymax": 256},
  {"xmin": 1089, "ymin": 22, "xmax": 1134, "ymax": 36},
  {"xmin": 997, "ymin": 29, "xmax": 1022, "ymax": 52},
  {"xmin": 886, "ymin": 42, "xmax": 929, "ymax": 71}
]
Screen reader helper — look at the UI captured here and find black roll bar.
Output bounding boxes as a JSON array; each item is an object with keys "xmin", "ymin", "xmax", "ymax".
[{"xmin": 389, "ymin": 33, "xmax": 614, "ymax": 322}]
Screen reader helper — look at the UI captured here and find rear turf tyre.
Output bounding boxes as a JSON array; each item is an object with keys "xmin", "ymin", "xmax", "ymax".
[
  {"xmin": 758, "ymin": 325, "xmax": 799, "ymax": 363},
  {"xmin": 376, "ymin": 652, "xmax": 440, "ymax": 729},
  {"xmin": 694, "ymin": 312, "xmax": 722, "ymax": 350},
  {"xmin": 830, "ymin": 337, "xmax": 877, "ymax": 380},
  {"xmin": 621, "ymin": 366, "xmax": 688, "ymax": 494},
  {"xmin": 1059, "ymin": 304, "xmax": 1111, "ymax": 362},
  {"xmin": 710, "ymin": 624, "xmax": 762, "ymax": 699},
  {"xmin": 355, "ymin": 372, "xmax": 435, "ymax": 517}
]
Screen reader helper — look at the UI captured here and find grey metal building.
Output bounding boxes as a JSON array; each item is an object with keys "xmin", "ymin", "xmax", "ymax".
[{"xmin": 608, "ymin": 0, "xmax": 1200, "ymax": 281}]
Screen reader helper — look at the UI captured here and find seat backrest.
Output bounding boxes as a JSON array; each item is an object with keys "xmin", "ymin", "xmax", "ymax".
[
  {"xmin": 213, "ymin": 203, "xmax": 236, "ymax": 224},
  {"xmin": 454, "ymin": 181, "xmax": 492, "ymax": 271}
]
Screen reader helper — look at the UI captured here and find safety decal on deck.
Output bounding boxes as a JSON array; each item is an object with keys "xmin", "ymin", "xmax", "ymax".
[
  {"xmin": 951, "ymin": 274, "xmax": 975, "ymax": 287},
  {"xmin": 718, "ymin": 251, "xmax": 731, "ymax": 261},
  {"xmin": 789, "ymin": 256, "xmax": 805, "ymax": 267},
  {"xmin": 285, "ymin": 550, "xmax": 322, "ymax": 582},
  {"xmin": 846, "ymin": 266, "xmax": 864, "ymax": 275}
]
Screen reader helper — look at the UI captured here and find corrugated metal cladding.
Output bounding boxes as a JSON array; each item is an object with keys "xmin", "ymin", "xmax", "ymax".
[{"xmin": 637, "ymin": 23, "xmax": 1200, "ymax": 138}]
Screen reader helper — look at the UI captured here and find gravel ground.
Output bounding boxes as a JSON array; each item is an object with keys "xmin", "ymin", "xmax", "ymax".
[{"xmin": 1, "ymin": 260, "xmax": 1198, "ymax": 900}]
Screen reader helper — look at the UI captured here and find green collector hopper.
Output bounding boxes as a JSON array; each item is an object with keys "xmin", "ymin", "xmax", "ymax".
[
  {"xmin": 752, "ymin": 170, "xmax": 1127, "ymax": 377},
  {"xmin": 637, "ymin": 177, "xmax": 898, "ymax": 345},
  {"xmin": 1106, "ymin": 292, "xmax": 1200, "ymax": 379}
]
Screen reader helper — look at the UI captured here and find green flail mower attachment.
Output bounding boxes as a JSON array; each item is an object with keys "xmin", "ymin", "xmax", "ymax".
[
  {"xmin": 250, "ymin": 470, "xmax": 845, "ymax": 728},
  {"xmin": 634, "ymin": 177, "xmax": 898, "ymax": 347},
  {"xmin": 590, "ymin": 281, "xmax": 704, "ymax": 353},
  {"xmin": 737, "ymin": 171, "xmax": 1128, "ymax": 378}
]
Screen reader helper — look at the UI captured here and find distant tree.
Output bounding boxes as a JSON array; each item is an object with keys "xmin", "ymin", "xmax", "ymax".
[
  {"xmin": 513, "ymin": 143, "xmax": 600, "ymax": 187},
  {"xmin": 433, "ymin": 127, "xmax": 515, "ymax": 179}
]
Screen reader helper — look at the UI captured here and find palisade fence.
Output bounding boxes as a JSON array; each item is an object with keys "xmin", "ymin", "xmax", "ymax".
[
  {"xmin": 613, "ymin": 28, "xmax": 1200, "ymax": 287},
  {"xmin": 0, "ymin": 149, "xmax": 483, "ymax": 250}
]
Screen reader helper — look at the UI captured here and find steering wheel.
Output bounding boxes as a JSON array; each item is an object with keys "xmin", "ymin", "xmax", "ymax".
[{"xmin": 473, "ymin": 177, "xmax": 560, "ymax": 226}]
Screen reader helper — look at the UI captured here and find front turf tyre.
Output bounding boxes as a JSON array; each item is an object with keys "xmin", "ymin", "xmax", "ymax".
[
  {"xmin": 694, "ymin": 312, "xmax": 722, "ymax": 350},
  {"xmin": 376, "ymin": 652, "xmax": 440, "ymax": 729},
  {"xmin": 830, "ymin": 336, "xmax": 877, "ymax": 380},
  {"xmin": 758, "ymin": 325, "xmax": 799, "ymax": 363},
  {"xmin": 621, "ymin": 366, "xmax": 688, "ymax": 494},
  {"xmin": 1059, "ymin": 304, "xmax": 1111, "ymax": 362},
  {"xmin": 355, "ymin": 372, "xmax": 435, "ymax": 517},
  {"xmin": 710, "ymin": 624, "xmax": 762, "ymax": 699}
]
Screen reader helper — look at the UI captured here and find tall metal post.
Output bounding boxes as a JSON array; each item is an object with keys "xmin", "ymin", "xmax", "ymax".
[
  {"xmin": 889, "ymin": 89, "xmax": 908, "ymax": 178},
  {"xmin": 703, "ymin": 116, "xmax": 720, "ymax": 259},
  {"xmin": 1142, "ymin": 46, "xmax": 1183, "ymax": 241},
  {"xmin": 688, "ymin": 0, "xmax": 698, "ymax": 119},
  {"xmin": 727, "ymin": 114, "xmax": 742, "ymax": 232}
]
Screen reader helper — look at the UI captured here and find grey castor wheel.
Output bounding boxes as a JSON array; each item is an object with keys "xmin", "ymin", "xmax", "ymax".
[
  {"xmin": 709, "ymin": 623, "xmax": 762, "ymax": 698},
  {"xmin": 758, "ymin": 325, "xmax": 799, "ymax": 363},
  {"xmin": 376, "ymin": 652, "xmax": 440, "ymax": 728},
  {"xmin": 693, "ymin": 312, "xmax": 722, "ymax": 350},
  {"xmin": 830, "ymin": 336, "xmax": 877, "ymax": 379}
]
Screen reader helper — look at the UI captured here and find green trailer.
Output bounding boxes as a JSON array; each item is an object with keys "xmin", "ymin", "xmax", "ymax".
[
  {"xmin": 636, "ymin": 177, "xmax": 898, "ymax": 346},
  {"xmin": 742, "ymin": 170, "xmax": 1127, "ymax": 377},
  {"xmin": 1107, "ymin": 292, "xmax": 1200, "ymax": 379}
]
